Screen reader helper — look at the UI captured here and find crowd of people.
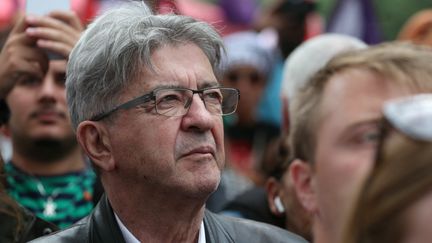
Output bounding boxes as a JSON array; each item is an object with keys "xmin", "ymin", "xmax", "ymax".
[{"xmin": 1, "ymin": 0, "xmax": 432, "ymax": 242}]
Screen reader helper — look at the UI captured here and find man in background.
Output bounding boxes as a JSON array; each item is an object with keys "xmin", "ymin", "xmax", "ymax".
[{"xmin": 0, "ymin": 10, "xmax": 101, "ymax": 228}]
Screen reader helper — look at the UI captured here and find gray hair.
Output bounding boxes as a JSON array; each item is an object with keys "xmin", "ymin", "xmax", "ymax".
[{"xmin": 66, "ymin": 1, "xmax": 224, "ymax": 129}]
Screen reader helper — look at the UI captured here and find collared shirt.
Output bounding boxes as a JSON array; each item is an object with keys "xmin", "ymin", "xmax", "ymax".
[{"xmin": 115, "ymin": 213, "xmax": 206, "ymax": 243}]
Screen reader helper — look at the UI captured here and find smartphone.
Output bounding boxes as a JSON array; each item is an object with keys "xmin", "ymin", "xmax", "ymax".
[
  {"xmin": 26, "ymin": 0, "xmax": 71, "ymax": 59},
  {"xmin": 26, "ymin": 0, "xmax": 70, "ymax": 16}
]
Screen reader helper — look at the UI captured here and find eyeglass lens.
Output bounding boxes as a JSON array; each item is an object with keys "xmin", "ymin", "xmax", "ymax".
[{"xmin": 154, "ymin": 88, "xmax": 238, "ymax": 117}]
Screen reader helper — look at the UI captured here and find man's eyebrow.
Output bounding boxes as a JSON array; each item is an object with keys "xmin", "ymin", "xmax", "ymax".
[
  {"xmin": 150, "ymin": 81, "xmax": 221, "ymax": 90},
  {"xmin": 199, "ymin": 81, "xmax": 220, "ymax": 89},
  {"xmin": 15, "ymin": 72, "xmax": 40, "ymax": 83},
  {"xmin": 152, "ymin": 84, "xmax": 184, "ymax": 90}
]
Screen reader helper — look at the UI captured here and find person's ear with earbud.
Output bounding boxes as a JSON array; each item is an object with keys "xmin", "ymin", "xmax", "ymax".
[
  {"xmin": 274, "ymin": 196, "xmax": 286, "ymax": 214},
  {"xmin": 266, "ymin": 176, "xmax": 287, "ymax": 217},
  {"xmin": 265, "ymin": 161, "xmax": 312, "ymax": 241}
]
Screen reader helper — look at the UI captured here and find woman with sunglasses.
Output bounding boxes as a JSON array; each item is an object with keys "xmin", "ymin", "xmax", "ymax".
[{"xmin": 342, "ymin": 94, "xmax": 432, "ymax": 243}]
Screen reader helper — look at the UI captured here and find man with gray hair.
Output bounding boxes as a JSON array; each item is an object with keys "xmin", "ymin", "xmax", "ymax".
[{"xmin": 32, "ymin": 2, "xmax": 307, "ymax": 243}]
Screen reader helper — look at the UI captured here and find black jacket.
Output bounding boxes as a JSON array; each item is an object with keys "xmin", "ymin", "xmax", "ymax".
[
  {"xmin": 30, "ymin": 194, "xmax": 307, "ymax": 243},
  {"xmin": 222, "ymin": 187, "xmax": 285, "ymax": 228}
]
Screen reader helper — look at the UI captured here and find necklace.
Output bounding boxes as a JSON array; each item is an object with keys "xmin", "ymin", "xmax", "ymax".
[
  {"xmin": 35, "ymin": 178, "xmax": 77, "ymax": 217},
  {"xmin": 44, "ymin": 197, "xmax": 57, "ymax": 217},
  {"xmin": 6, "ymin": 162, "xmax": 92, "ymax": 220}
]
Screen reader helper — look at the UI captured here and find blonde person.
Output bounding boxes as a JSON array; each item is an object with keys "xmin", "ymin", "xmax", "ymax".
[
  {"xmin": 289, "ymin": 42, "xmax": 432, "ymax": 243},
  {"xmin": 263, "ymin": 34, "xmax": 366, "ymax": 241},
  {"xmin": 342, "ymin": 94, "xmax": 432, "ymax": 243}
]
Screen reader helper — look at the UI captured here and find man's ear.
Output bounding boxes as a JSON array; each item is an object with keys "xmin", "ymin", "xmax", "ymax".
[
  {"xmin": 290, "ymin": 159, "xmax": 317, "ymax": 213},
  {"xmin": 266, "ymin": 177, "xmax": 284, "ymax": 216},
  {"xmin": 77, "ymin": 121, "xmax": 115, "ymax": 172}
]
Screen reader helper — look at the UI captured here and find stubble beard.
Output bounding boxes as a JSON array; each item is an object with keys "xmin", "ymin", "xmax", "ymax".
[{"xmin": 12, "ymin": 132, "xmax": 78, "ymax": 164}]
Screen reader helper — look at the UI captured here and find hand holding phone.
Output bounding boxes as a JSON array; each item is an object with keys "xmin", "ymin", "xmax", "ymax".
[
  {"xmin": 25, "ymin": 0, "xmax": 83, "ymax": 59},
  {"xmin": 26, "ymin": 0, "xmax": 70, "ymax": 16},
  {"xmin": 0, "ymin": 16, "xmax": 48, "ymax": 98}
]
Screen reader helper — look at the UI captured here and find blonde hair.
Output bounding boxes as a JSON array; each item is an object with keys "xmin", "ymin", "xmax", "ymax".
[{"xmin": 290, "ymin": 42, "xmax": 432, "ymax": 164}]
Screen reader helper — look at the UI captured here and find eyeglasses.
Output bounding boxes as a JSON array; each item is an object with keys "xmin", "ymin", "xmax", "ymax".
[
  {"xmin": 90, "ymin": 87, "xmax": 240, "ymax": 121},
  {"xmin": 383, "ymin": 94, "xmax": 432, "ymax": 141}
]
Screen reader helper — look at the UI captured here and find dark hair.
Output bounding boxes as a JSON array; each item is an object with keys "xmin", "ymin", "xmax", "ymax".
[
  {"xmin": 0, "ymin": 99, "xmax": 10, "ymax": 125},
  {"xmin": 262, "ymin": 135, "xmax": 291, "ymax": 181},
  {"xmin": 0, "ymin": 157, "xmax": 23, "ymax": 239},
  {"xmin": 274, "ymin": 0, "xmax": 316, "ymax": 19}
]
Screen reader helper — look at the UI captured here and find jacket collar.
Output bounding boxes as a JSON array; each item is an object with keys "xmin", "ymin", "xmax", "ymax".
[
  {"xmin": 92, "ymin": 194, "xmax": 216, "ymax": 243},
  {"xmin": 89, "ymin": 194, "xmax": 126, "ymax": 243}
]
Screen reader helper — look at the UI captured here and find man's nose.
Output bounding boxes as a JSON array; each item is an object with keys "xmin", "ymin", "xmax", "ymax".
[
  {"xmin": 38, "ymin": 79, "xmax": 60, "ymax": 103},
  {"xmin": 181, "ymin": 94, "xmax": 215, "ymax": 132}
]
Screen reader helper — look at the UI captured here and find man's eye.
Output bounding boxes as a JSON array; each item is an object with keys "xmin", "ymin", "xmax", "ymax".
[
  {"xmin": 204, "ymin": 91, "xmax": 222, "ymax": 103},
  {"xmin": 156, "ymin": 93, "xmax": 185, "ymax": 108},
  {"xmin": 159, "ymin": 94, "xmax": 182, "ymax": 103},
  {"xmin": 17, "ymin": 76, "xmax": 40, "ymax": 87},
  {"xmin": 226, "ymin": 73, "xmax": 238, "ymax": 83},
  {"xmin": 55, "ymin": 73, "xmax": 66, "ymax": 86},
  {"xmin": 249, "ymin": 72, "xmax": 262, "ymax": 85}
]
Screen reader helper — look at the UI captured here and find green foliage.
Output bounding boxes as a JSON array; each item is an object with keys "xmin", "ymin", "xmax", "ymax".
[{"xmin": 316, "ymin": 0, "xmax": 431, "ymax": 41}]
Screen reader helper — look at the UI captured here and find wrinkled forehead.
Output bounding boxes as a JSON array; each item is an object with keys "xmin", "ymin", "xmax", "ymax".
[{"xmin": 124, "ymin": 44, "xmax": 218, "ymax": 94}]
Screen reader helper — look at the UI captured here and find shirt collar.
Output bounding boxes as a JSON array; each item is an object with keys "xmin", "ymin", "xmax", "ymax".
[
  {"xmin": 115, "ymin": 213, "xmax": 206, "ymax": 243},
  {"xmin": 198, "ymin": 220, "xmax": 206, "ymax": 243}
]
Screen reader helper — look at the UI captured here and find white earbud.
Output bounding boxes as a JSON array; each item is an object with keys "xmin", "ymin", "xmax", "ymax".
[{"xmin": 274, "ymin": 196, "xmax": 285, "ymax": 213}]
